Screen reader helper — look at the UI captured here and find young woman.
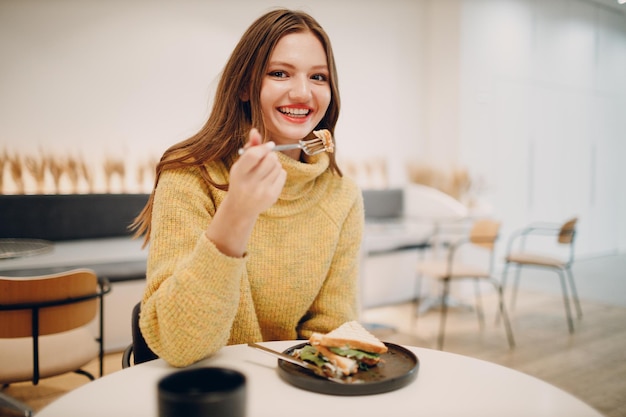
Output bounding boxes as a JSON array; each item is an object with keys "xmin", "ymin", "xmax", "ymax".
[{"xmin": 132, "ymin": 9, "xmax": 364, "ymax": 367}]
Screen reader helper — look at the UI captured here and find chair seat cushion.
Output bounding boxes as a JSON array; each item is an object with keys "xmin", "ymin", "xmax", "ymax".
[
  {"xmin": 417, "ymin": 260, "xmax": 492, "ymax": 279},
  {"xmin": 507, "ymin": 252, "xmax": 566, "ymax": 268},
  {"xmin": 0, "ymin": 327, "xmax": 99, "ymax": 384}
]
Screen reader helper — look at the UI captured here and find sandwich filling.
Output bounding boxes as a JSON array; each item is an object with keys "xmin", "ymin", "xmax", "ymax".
[{"xmin": 294, "ymin": 321, "xmax": 388, "ymax": 378}]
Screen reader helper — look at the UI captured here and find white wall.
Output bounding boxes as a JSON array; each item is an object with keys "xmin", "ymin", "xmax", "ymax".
[
  {"xmin": 456, "ymin": 0, "xmax": 626, "ymax": 257},
  {"xmin": 1, "ymin": 0, "xmax": 625, "ymax": 255}
]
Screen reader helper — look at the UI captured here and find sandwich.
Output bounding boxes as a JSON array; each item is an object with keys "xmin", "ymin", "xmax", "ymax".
[{"xmin": 294, "ymin": 321, "xmax": 388, "ymax": 378}]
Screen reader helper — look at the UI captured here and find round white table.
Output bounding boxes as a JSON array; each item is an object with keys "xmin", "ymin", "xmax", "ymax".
[{"xmin": 36, "ymin": 341, "xmax": 604, "ymax": 417}]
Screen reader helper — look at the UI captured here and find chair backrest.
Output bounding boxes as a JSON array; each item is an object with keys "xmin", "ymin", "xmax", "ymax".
[
  {"xmin": 0, "ymin": 268, "xmax": 109, "ymax": 385},
  {"xmin": 0, "ymin": 269, "xmax": 99, "ymax": 338},
  {"xmin": 469, "ymin": 219, "xmax": 500, "ymax": 250},
  {"xmin": 558, "ymin": 217, "xmax": 577, "ymax": 244},
  {"xmin": 131, "ymin": 302, "xmax": 159, "ymax": 365}
]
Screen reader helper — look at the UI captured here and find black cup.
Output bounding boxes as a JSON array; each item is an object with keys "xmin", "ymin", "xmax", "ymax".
[{"xmin": 158, "ymin": 367, "xmax": 246, "ymax": 417}]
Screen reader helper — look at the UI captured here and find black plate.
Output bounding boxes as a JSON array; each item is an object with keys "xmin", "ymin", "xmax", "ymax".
[{"xmin": 277, "ymin": 342, "xmax": 419, "ymax": 396}]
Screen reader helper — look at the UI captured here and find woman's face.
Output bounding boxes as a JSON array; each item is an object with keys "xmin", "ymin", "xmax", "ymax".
[{"xmin": 260, "ymin": 31, "xmax": 331, "ymax": 146}]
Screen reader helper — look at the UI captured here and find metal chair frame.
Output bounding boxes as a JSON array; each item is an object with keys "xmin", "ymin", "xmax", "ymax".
[
  {"xmin": 121, "ymin": 301, "xmax": 158, "ymax": 368},
  {"xmin": 501, "ymin": 218, "xmax": 581, "ymax": 333},
  {"xmin": 415, "ymin": 219, "xmax": 515, "ymax": 350},
  {"xmin": 0, "ymin": 271, "xmax": 110, "ymax": 417}
]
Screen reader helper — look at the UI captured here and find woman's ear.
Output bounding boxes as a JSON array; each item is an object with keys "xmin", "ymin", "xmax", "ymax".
[{"xmin": 239, "ymin": 89, "xmax": 249, "ymax": 102}]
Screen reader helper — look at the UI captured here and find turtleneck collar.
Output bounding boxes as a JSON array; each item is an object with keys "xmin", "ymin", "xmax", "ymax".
[
  {"xmin": 254, "ymin": 151, "xmax": 333, "ymax": 218},
  {"xmin": 276, "ymin": 151, "xmax": 330, "ymax": 201}
]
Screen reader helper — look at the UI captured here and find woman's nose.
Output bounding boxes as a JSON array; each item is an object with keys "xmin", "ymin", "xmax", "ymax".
[{"xmin": 288, "ymin": 75, "xmax": 312, "ymax": 101}]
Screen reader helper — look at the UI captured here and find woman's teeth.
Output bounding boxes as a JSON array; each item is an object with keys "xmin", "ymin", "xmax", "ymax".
[{"xmin": 279, "ymin": 107, "xmax": 309, "ymax": 117}]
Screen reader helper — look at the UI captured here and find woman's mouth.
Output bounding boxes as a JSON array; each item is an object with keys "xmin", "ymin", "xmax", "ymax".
[{"xmin": 278, "ymin": 106, "xmax": 311, "ymax": 118}]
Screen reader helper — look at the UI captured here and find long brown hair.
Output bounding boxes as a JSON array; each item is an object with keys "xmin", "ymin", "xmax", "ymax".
[{"xmin": 131, "ymin": 9, "xmax": 342, "ymax": 244}]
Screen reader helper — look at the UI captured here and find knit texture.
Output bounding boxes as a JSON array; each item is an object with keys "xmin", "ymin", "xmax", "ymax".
[{"xmin": 140, "ymin": 151, "xmax": 364, "ymax": 367}]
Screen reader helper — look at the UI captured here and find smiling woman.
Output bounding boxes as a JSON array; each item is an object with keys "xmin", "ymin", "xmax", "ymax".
[{"xmin": 129, "ymin": 9, "xmax": 364, "ymax": 369}]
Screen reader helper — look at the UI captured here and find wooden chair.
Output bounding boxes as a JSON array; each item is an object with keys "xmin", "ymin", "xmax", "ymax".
[
  {"xmin": 501, "ymin": 217, "xmax": 581, "ymax": 333},
  {"xmin": 121, "ymin": 301, "xmax": 158, "ymax": 368},
  {"xmin": 0, "ymin": 269, "xmax": 110, "ymax": 417},
  {"xmin": 414, "ymin": 218, "xmax": 515, "ymax": 350}
]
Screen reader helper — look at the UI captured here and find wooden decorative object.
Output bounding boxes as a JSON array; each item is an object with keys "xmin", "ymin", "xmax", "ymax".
[
  {"xmin": 80, "ymin": 160, "xmax": 94, "ymax": 194},
  {"xmin": 0, "ymin": 151, "xmax": 6, "ymax": 194},
  {"xmin": 65, "ymin": 157, "xmax": 81, "ymax": 194},
  {"xmin": 25, "ymin": 154, "xmax": 47, "ymax": 194},
  {"xmin": 8, "ymin": 153, "xmax": 24, "ymax": 194},
  {"xmin": 103, "ymin": 157, "xmax": 126, "ymax": 193},
  {"xmin": 47, "ymin": 156, "xmax": 65, "ymax": 194}
]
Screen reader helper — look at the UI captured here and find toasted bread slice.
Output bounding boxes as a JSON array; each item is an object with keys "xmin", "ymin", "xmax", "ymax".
[{"xmin": 311, "ymin": 321, "xmax": 388, "ymax": 354}]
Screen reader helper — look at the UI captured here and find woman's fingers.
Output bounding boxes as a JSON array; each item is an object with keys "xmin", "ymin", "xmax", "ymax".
[
  {"xmin": 248, "ymin": 128, "xmax": 263, "ymax": 146},
  {"xmin": 228, "ymin": 129, "xmax": 286, "ymax": 215},
  {"xmin": 234, "ymin": 141, "xmax": 276, "ymax": 177}
]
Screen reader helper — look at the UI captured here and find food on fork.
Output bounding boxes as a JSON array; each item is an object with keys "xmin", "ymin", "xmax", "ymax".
[
  {"xmin": 313, "ymin": 129, "xmax": 334, "ymax": 154},
  {"xmin": 272, "ymin": 129, "xmax": 334, "ymax": 155},
  {"xmin": 237, "ymin": 129, "xmax": 334, "ymax": 156},
  {"xmin": 293, "ymin": 321, "xmax": 388, "ymax": 378}
]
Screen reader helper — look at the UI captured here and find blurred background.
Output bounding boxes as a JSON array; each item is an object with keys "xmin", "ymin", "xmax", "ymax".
[{"xmin": 1, "ymin": 0, "xmax": 625, "ymax": 258}]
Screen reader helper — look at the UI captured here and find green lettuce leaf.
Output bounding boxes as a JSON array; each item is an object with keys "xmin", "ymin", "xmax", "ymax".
[
  {"xmin": 299, "ymin": 345, "xmax": 326, "ymax": 367},
  {"xmin": 329, "ymin": 347, "xmax": 380, "ymax": 361}
]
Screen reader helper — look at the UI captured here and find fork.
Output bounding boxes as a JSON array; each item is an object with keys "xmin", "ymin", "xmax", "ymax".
[
  {"xmin": 247, "ymin": 342, "xmax": 346, "ymax": 384},
  {"xmin": 237, "ymin": 129, "xmax": 334, "ymax": 156}
]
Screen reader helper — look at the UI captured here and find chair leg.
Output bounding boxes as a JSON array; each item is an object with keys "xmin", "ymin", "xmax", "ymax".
[
  {"xmin": 412, "ymin": 271, "xmax": 424, "ymax": 329},
  {"xmin": 122, "ymin": 344, "xmax": 134, "ymax": 369},
  {"xmin": 511, "ymin": 265, "xmax": 522, "ymax": 310},
  {"xmin": 501, "ymin": 262, "xmax": 510, "ymax": 294},
  {"xmin": 437, "ymin": 279, "xmax": 451, "ymax": 350},
  {"xmin": 496, "ymin": 263, "xmax": 511, "ymax": 325},
  {"xmin": 0, "ymin": 392, "xmax": 34, "ymax": 417},
  {"xmin": 565, "ymin": 267, "xmax": 583, "ymax": 319},
  {"xmin": 98, "ymin": 288, "xmax": 106, "ymax": 377},
  {"xmin": 495, "ymin": 283, "xmax": 515, "ymax": 349},
  {"xmin": 557, "ymin": 269, "xmax": 575, "ymax": 334},
  {"xmin": 74, "ymin": 369, "xmax": 95, "ymax": 381},
  {"xmin": 473, "ymin": 278, "xmax": 485, "ymax": 329}
]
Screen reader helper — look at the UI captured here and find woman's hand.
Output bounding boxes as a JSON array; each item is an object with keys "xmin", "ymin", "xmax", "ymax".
[
  {"xmin": 228, "ymin": 128, "xmax": 287, "ymax": 216},
  {"xmin": 205, "ymin": 128, "xmax": 286, "ymax": 257}
]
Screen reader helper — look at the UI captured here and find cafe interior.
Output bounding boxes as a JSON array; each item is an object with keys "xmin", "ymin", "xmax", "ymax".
[{"xmin": 1, "ymin": 0, "xmax": 625, "ymax": 416}]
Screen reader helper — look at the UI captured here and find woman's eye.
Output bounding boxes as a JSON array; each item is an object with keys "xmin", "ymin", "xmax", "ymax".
[
  {"xmin": 311, "ymin": 74, "xmax": 328, "ymax": 82},
  {"xmin": 269, "ymin": 71, "xmax": 287, "ymax": 78}
]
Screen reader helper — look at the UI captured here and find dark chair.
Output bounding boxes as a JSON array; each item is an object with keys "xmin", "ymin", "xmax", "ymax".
[
  {"xmin": 121, "ymin": 302, "xmax": 158, "ymax": 368},
  {"xmin": 0, "ymin": 269, "xmax": 110, "ymax": 417}
]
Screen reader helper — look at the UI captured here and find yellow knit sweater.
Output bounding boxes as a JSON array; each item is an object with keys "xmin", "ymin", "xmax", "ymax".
[{"xmin": 140, "ymin": 151, "xmax": 364, "ymax": 367}]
